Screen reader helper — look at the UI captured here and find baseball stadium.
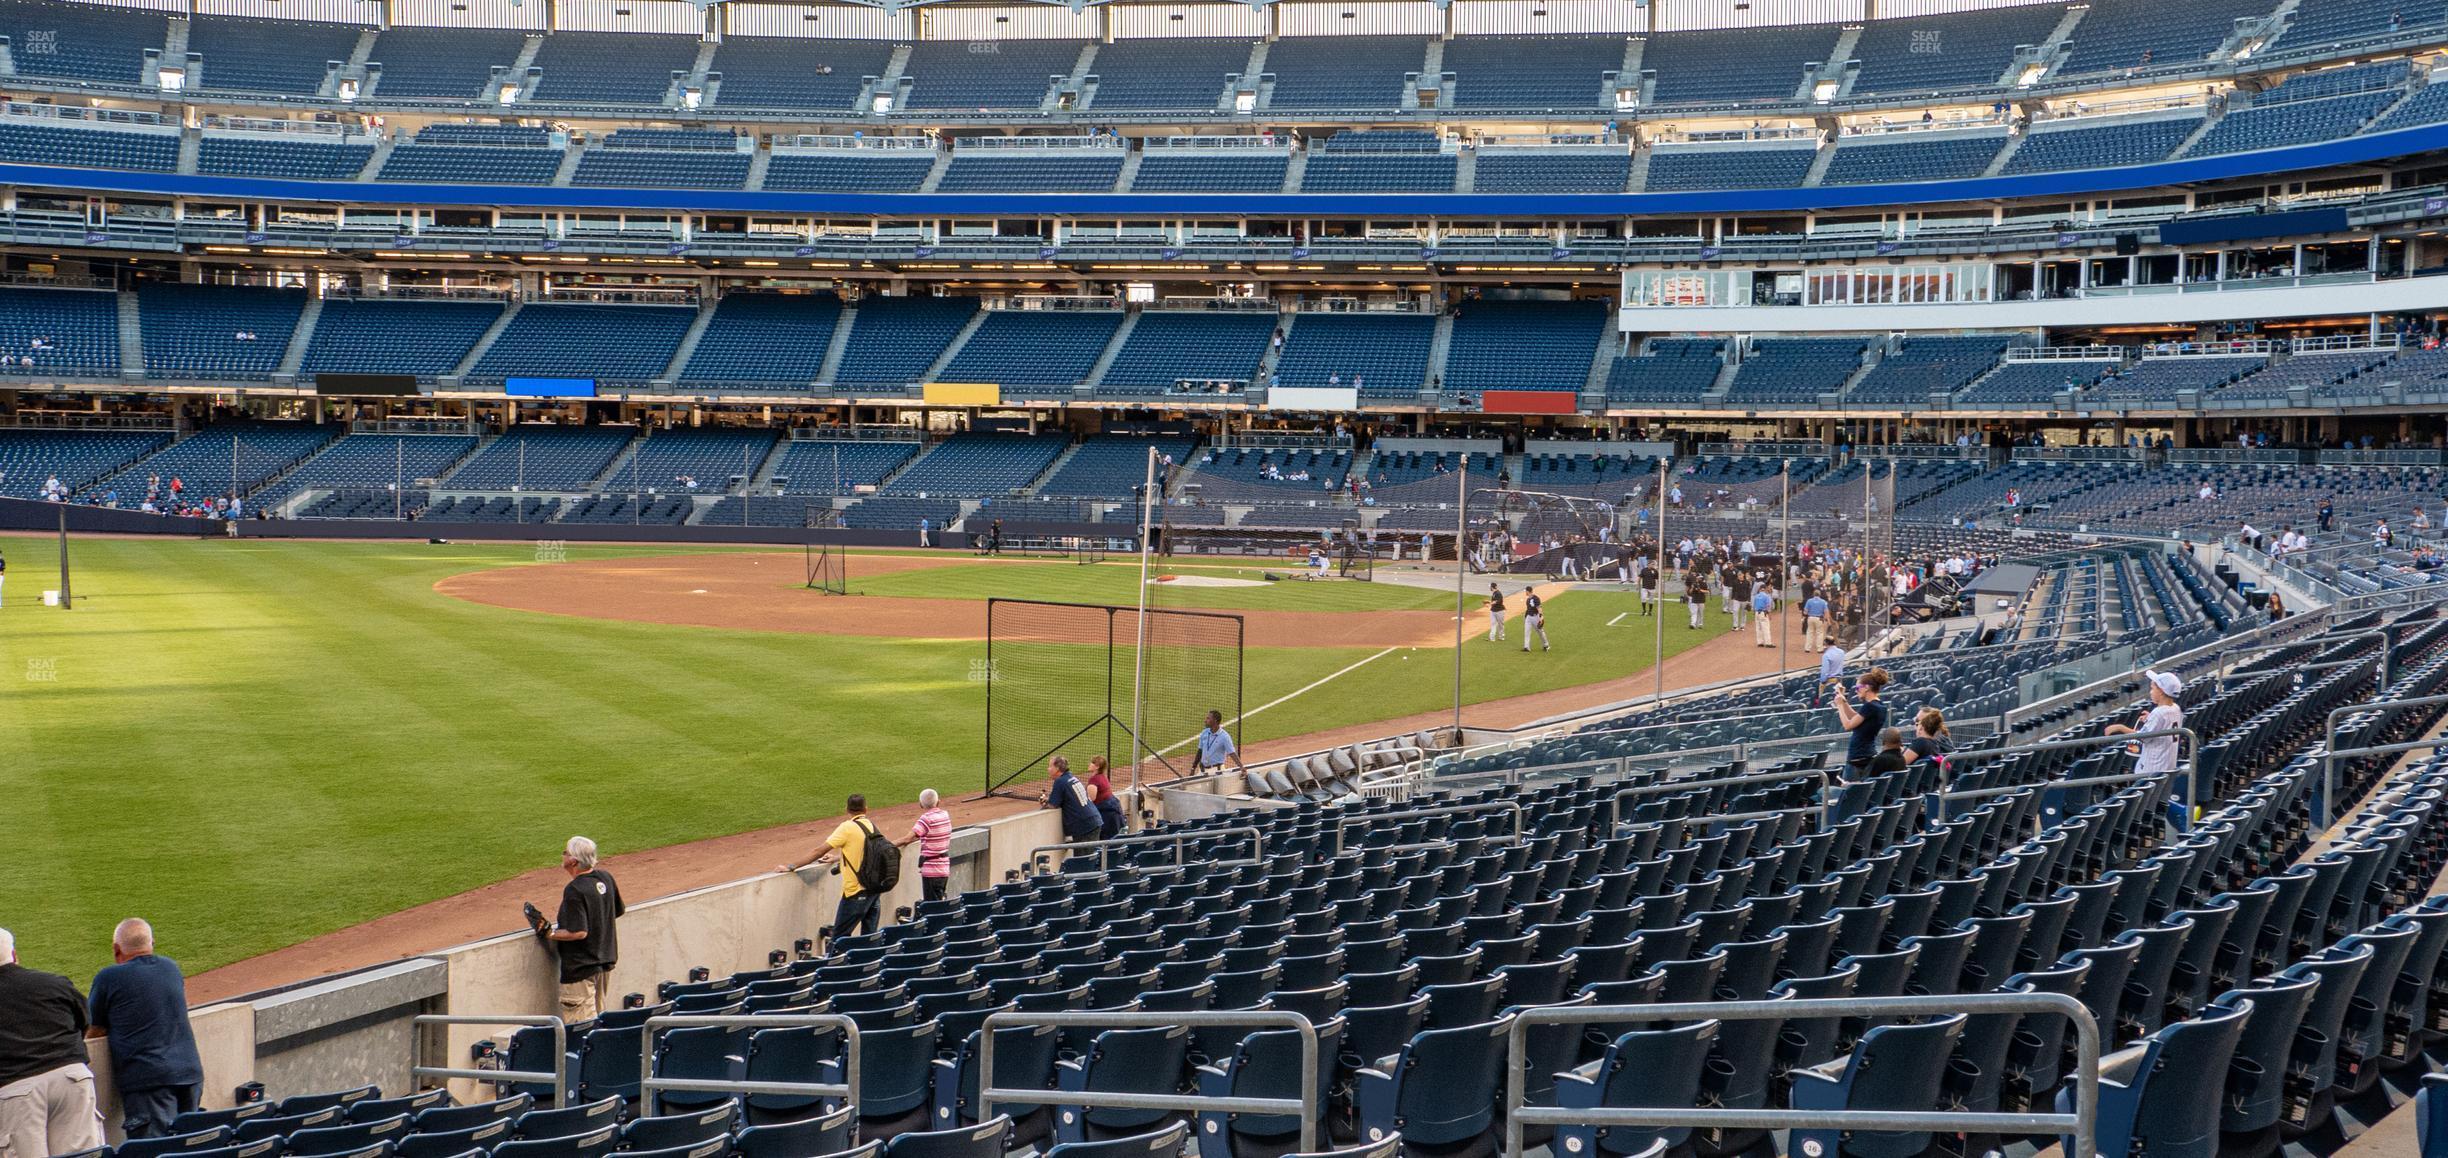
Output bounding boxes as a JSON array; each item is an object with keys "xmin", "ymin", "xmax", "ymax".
[{"xmin": 7, "ymin": 0, "xmax": 2448, "ymax": 1156}]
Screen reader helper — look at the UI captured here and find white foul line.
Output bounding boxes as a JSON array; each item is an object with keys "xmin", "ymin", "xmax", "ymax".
[
  {"xmin": 1149, "ymin": 645, "xmax": 1400, "ymax": 758},
  {"xmin": 1606, "ymin": 612, "xmax": 1628, "ymax": 627}
]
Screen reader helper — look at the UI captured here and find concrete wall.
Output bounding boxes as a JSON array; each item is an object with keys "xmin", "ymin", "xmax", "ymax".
[{"xmin": 148, "ymin": 805, "xmax": 1069, "ymax": 1113}]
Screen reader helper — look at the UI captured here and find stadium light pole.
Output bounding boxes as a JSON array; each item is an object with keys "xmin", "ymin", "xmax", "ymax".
[
  {"xmin": 1452, "ymin": 457, "xmax": 1467, "ymax": 735},
  {"xmin": 1129, "ymin": 445, "xmax": 1156, "ymax": 792}
]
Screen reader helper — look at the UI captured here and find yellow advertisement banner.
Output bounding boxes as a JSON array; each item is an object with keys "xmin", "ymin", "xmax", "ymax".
[{"xmin": 922, "ymin": 382, "xmax": 1002, "ymax": 406}]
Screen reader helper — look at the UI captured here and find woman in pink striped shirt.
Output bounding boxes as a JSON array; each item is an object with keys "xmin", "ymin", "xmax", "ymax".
[{"xmin": 909, "ymin": 789, "xmax": 954, "ymax": 902}]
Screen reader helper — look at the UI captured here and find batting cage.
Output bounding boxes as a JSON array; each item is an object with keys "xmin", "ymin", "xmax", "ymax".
[
  {"xmin": 803, "ymin": 539, "xmax": 846, "ymax": 595},
  {"xmin": 982, "ymin": 598, "xmax": 1245, "ymax": 797},
  {"xmin": 1467, "ymin": 487, "xmax": 1641, "ymax": 580}
]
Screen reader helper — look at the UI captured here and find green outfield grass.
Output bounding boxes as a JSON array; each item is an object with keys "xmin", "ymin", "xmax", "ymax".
[{"xmin": 0, "ymin": 536, "xmax": 1720, "ymax": 982}]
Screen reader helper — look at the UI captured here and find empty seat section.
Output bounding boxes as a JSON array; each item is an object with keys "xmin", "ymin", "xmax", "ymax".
[
  {"xmin": 766, "ymin": 440, "xmax": 920, "ymax": 495},
  {"xmin": 707, "ymin": 37, "xmax": 897, "ymax": 110},
  {"xmin": 881, "ymin": 433, "xmax": 1066, "ymax": 497},
  {"xmin": 1443, "ymin": 300, "xmax": 1608, "ymax": 393},
  {"xmin": 1274, "ymin": 313, "xmax": 1434, "ymax": 397},
  {"xmin": 188, "ymin": 15, "xmax": 364, "ymax": 94},
  {"xmin": 2271, "ymin": 0, "xmax": 2448, "ymax": 51},
  {"xmin": 1261, "ymin": 36, "xmax": 1423, "ymax": 110},
  {"xmin": 556, "ymin": 493, "xmax": 692, "ymax": 524},
  {"xmin": 0, "ymin": 120, "xmax": 177, "ymax": 172},
  {"xmin": 1444, "ymin": 35, "xmax": 1621, "ymax": 111},
  {"xmin": 2257, "ymin": 60, "xmax": 2411, "ymax": 104},
  {"xmin": 1085, "ymin": 38, "xmax": 1248, "ymax": 110},
  {"xmin": 2004, "ymin": 115, "xmax": 2203, "ymax": 174},
  {"xmin": 627, "ymin": 428, "xmax": 779, "ymax": 493},
  {"xmin": 0, "ymin": 0, "xmax": 163, "ymax": 84},
  {"xmin": 444, "ymin": 426, "xmax": 634, "ymax": 490},
  {"xmin": 378, "ymin": 126, "xmax": 562, "ymax": 184},
  {"xmin": 1641, "ymin": 25, "xmax": 1840, "ymax": 105},
  {"xmin": 197, "ymin": 136, "xmax": 375, "ymax": 180},
  {"xmin": 469, "ymin": 304, "xmax": 697, "ymax": 386},
  {"xmin": 1128, "ymin": 152, "xmax": 1287, "ymax": 193},
  {"xmin": 100, "ymin": 422, "xmax": 337, "ymax": 499},
  {"xmin": 1606, "ymin": 338, "xmax": 1724, "ymax": 404},
  {"xmin": 363, "ymin": 27, "xmax": 527, "ymax": 99},
  {"xmin": 762, "ymin": 151, "xmax": 936, "ymax": 193},
  {"xmin": 571, "ymin": 140, "xmax": 751, "ymax": 189},
  {"xmin": 898, "ymin": 39, "xmax": 1085, "ymax": 109},
  {"xmin": 934, "ymin": 151, "xmax": 1122, "ymax": 193},
  {"xmin": 1957, "ymin": 360, "xmax": 2112, "ymax": 404},
  {"xmin": 839, "ymin": 494, "xmax": 957, "ymax": 530},
  {"xmin": 1475, "ymin": 151, "xmax": 1629, "ymax": 192},
  {"xmin": 940, "ymin": 311, "xmax": 1123, "ymax": 390},
  {"xmin": 0, "ymin": 428, "xmax": 171, "ymax": 498},
  {"xmin": 832, "ymin": 297, "xmax": 979, "ymax": 387},
  {"xmin": 2184, "ymin": 90, "xmax": 2395, "ymax": 156},
  {"xmin": 679, "ymin": 294, "xmax": 842, "ymax": 388},
  {"xmin": 251, "ymin": 433, "xmax": 479, "ymax": 509},
  {"xmin": 1038, "ymin": 434, "xmax": 1200, "ymax": 499},
  {"xmin": 1643, "ymin": 146, "xmax": 1816, "ymax": 191},
  {"xmin": 1847, "ymin": 336, "xmax": 2012, "ymax": 404},
  {"xmin": 2055, "ymin": 0, "xmax": 2280, "ymax": 75},
  {"xmin": 302, "ymin": 298, "xmax": 506, "ymax": 381},
  {"xmin": 528, "ymin": 31, "xmax": 699, "ymax": 104},
  {"xmin": 1097, "ymin": 311, "xmax": 1275, "ymax": 393},
  {"xmin": 1849, "ymin": 7, "xmax": 2064, "ymax": 95},
  {"xmin": 2367, "ymin": 83, "xmax": 2448, "ymax": 133},
  {"xmin": 1820, "ymin": 132, "xmax": 2006, "ymax": 184},
  {"xmin": 2086, "ymin": 356, "xmax": 2267, "ymax": 405},
  {"xmin": 1300, "ymin": 141, "xmax": 1456, "ymax": 193},
  {"xmin": 138, "ymin": 285, "xmax": 306, "ymax": 380},
  {"xmin": 1723, "ymin": 338, "xmax": 1864, "ymax": 404},
  {"xmin": 0, "ymin": 287, "xmax": 122, "ymax": 376}
]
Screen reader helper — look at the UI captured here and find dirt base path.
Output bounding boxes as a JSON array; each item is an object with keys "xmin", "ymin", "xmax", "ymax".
[
  {"xmin": 436, "ymin": 552, "xmax": 1470, "ymax": 649},
  {"xmin": 187, "ymin": 590, "xmax": 1803, "ymax": 1005}
]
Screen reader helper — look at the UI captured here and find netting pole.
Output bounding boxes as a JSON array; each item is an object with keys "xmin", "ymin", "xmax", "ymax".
[
  {"xmin": 1654, "ymin": 458, "xmax": 1667, "ymax": 704},
  {"xmin": 1779, "ymin": 460, "xmax": 1791, "ymax": 675},
  {"xmin": 1863, "ymin": 458, "xmax": 1873, "ymax": 644},
  {"xmin": 1452, "ymin": 457, "xmax": 1467, "ymax": 734},
  {"xmin": 1129, "ymin": 446, "xmax": 1156, "ymax": 793}
]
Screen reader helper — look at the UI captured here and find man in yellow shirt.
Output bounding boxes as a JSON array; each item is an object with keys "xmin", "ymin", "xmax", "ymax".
[{"xmin": 780, "ymin": 795, "xmax": 883, "ymax": 944}]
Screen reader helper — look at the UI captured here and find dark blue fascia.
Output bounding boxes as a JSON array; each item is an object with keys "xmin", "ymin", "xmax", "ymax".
[{"xmin": 9, "ymin": 123, "xmax": 2447, "ymax": 218}]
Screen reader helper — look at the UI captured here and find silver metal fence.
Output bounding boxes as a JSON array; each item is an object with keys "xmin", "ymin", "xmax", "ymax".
[
  {"xmin": 637, "ymin": 1013, "xmax": 858, "ymax": 1117},
  {"xmin": 1501, "ymin": 992, "xmax": 2102, "ymax": 1158},
  {"xmin": 978, "ymin": 1010, "xmax": 1322, "ymax": 1152},
  {"xmin": 1028, "ymin": 825, "xmax": 1263, "ymax": 874},
  {"xmin": 1331, "ymin": 801, "xmax": 1524, "ymax": 855},
  {"xmin": 412, "ymin": 1014, "xmax": 566, "ymax": 1105},
  {"xmin": 2318, "ymin": 692, "xmax": 2448, "ymax": 827}
]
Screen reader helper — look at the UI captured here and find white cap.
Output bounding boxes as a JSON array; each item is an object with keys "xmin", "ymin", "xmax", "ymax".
[{"xmin": 2147, "ymin": 670, "xmax": 2183, "ymax": 698}]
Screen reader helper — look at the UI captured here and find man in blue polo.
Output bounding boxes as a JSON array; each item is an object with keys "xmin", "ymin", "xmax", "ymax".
[
  {"xmin": 1194, "ymin": 710, "xmax": 1247, "ymax": 778},
  {"xmin": 1802, "ymin": 591, "xmax": 1830, "ymax": 652},
  {"xmin": 87, "ymin": 919, "xmax": 203, "ymax": 1140}
]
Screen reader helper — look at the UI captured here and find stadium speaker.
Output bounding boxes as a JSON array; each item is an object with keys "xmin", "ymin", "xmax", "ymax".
[{"xmin": 2115, "ymin": 233, "xmax": 2141, "ymax": 255}]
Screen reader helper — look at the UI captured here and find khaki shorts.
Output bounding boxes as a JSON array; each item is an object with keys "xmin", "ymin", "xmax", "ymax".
[
  {"xmin": 0, "ymin": 1063, "xmax": 104, "ymax": 1158},
  {"xmin": 559, "ymin": 973, "xmax": 611, "ymax": 1022}
]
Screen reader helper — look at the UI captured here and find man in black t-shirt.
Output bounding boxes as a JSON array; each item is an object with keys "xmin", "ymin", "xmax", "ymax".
[
  {"xmin": 530, "ymin": 837, "xmax": 624, "ymax": 1021},
  {"xmin": 0, "ymin": 927, "xmax": 106, "ymax": 1158}
]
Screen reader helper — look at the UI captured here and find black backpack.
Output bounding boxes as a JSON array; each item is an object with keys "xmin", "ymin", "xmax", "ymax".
[{"xmin": 852, "ymin": 817, "xmax": 901, "ymax": 893}]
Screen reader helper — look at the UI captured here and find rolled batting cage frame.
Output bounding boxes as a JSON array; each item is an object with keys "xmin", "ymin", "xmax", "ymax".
[
  {"xmin": 802, "ymin": 538, "xmax": 846, "ymax": 595},
  {"xmin": 982, "ymin": 597, "xmax": 1245, "ymax": 798}
]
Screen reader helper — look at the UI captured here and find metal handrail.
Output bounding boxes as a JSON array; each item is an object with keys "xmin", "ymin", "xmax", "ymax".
[
  {"xmin": 2212, "ymin": 627, "xmax": 2394, "ymax": 691},
  {"xmin": 1331, "ymin": 801, "xmax": 1524, "ymax": 854},
  {"xmin": 412, "ymin": 1014, "xmax": 566, "ymax": 1104},
  {"xmin": 1946, "ymin": 727, "xmax": 2201, "ymax": 814},
  {"xmin": 979, "ymin": 1010, "xmax": 1321, "ymax": 1152},
  {"xmin": 638, "ymin": 1013, "xmax": 858, "ymax": 1116},
  {"xmin": 1029, "ymin": 825, "xmax": 1263, "ymax": 874},
  {"xmin": 2319, "ymin": 692, "xmax": 2448, "ymax": 827},
  {"xmin": 1501, "ymin": 992, "xmax": 2102, "ymax": 1158}
]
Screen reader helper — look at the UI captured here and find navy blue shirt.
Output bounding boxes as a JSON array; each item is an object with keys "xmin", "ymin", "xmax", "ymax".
[
  {"xmin": 88, "ymin": 954, "xmax": 203, "ymax": 1092},
  {"xmin": 1047, "ymin": 772, "xmax": 1102, "ymax": 837}
]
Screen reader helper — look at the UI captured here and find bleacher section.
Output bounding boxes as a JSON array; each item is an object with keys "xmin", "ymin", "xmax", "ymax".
[
  {"xmin": 934, "ymin": 150, "xmax": 1124, "ymax": 193},
  {"xmin": 137, "ymin": 284, "xmax": 305, "ymax": 380},
  {"xmin": 0, "ymin": 427, "xmax": 170, "ymax": 498},
  {"xmin": 2255, "ymin": 60, "xmax": 2411, "ymax": 104},
  {"xmin": 2055, "ymin": 0, "xmax": 2274, "ymax": 75},
  {"xmin": 2209, "ymin": 347, "xmax": 2395, "ymax": 400},
  {"xmin": 679, "ymin": 294, "xmax": 842, "ymax": 388},
  {"xmin": 570, "ymin": 138, "xmax": 752, "ymax": 190},
  {"xmin": 881, "ymin": 433, "xmax": 1065, "ymax": 497},
  {"xmin": 2003, "ymin": 114, "xmax": 2204, "ymax": 174},
  {"xmin": 1641, "ymin": 25, "xmax": 1841, "ymax": 105},
  {"xmin": 938, "ymin": 310, "xmax": 1124, "ymax": 391},
  {"xmin": 1296, "ymin": 150, "xmax": 1456, "ymax": 193},
  {"xmin": 443, "ymin": 426, "xmax": 633, "ymax": 491},
  {"xmin": 1605, "ymin": 338, "xmax": 1724, "ymax": 404},
  {"xmin": 527, "ymin": 31, "xmax": 699, "ymax": 105},
  {"xmin": 1443, "ymin": 36, "xmax": 1620, "ymax": 111},
  {"xmin": 1847, "ymin": 336, "xmax": 2015, "ymax": 404},
  {"xmin": 252, "ymin": 433, "xmax": 477, "ymax": 509},
  {"xmin": 1643, "ymin": 145, "xmax": 1817, "ymax": 191},
  {"xmin": 1096, "ymin": 311, "xmax": 1274, "ymax": 394},
  {"xmin": 706, "ymin": 38, "xmax": 896, "ymax": 111},
  {"xmin": 2270, "ymin": 0, "xmax": 2448, "ymax": 52},
  {"xmin": 99, "ymin": 421, "xmax": 335, "ymax": 499},
  {"xmin": 188, "ymin": 15, "xmax": 363, "ymax": 94},
  {"xmin": 0, "ymin": 119, "xmax": 176, "ymax": 171},
  {"xmin": 830, "ymin": 296, "xmax": 979, "ymax": 387},
  {"xmin": 466, "ymin": 303, "xmax": 697, "ymax": 387},
  {"xmin": 362, "ymin": 27, "xmax": 526, "ymax": 100},
  {"xmin": 0, "ymin": 286, "xmax": 121, "ymax": 376},
  {"xmin": 765, "ymin": 439, "xmax": 920, "ymax": 495},
  {"xmin": 1820, "ymin": 132, "xmax": 2007, "ymax": 184},
  {"xmin": 2086, "ymin": 354, "xmax": 2269, "ymax": 405},
  {"xmin": 1037, "ymin": 434, "xmax": 1199, "ymax": 498},
  {"xmin": 1128, "ymin": 151, "xmax": 1287, "ymax": 193},
  {"xmin": 2368, "ymin": 82, "xmax": 2448, "ymax": 133},
  {"xmin": 0, "ymin": 0, "xmax": 161, "ymax": 85},
  {"xmin": 1722, "ymin": 338, "xmax": 1866, "ymax": 404},
  {"xmin": 196, "ymin": 135, "xmax": 375, "ymax": 181},
  {"xmin": 761, "ymin": 151, "xmax": 937, "ymax": 193},
  {"xmin": 1083, "ymin": 38, "xmax": 1247, "ymax": 111},
  {"xmin": 898, "ymin": 39, "xmax": 1084, "ymax": 110},
  {"xmin": 627, "ymin": 428, "xmax": 779, "ymax": 494},
  {"xmin": 377, "ymin": 127, "xmax": 563, "ymax": 185},
  {"xmin": 1260, "ymin": 36, "xmax": 1422, "ymax": 110},
  {"xmin": 1274, "ymin": 312, "xmax": 1435, "ymax": 397},
  {"xmin": 2186, "ymin": 89, "xmax": 2397, "ymax": 156},
  {"xmin": 1442, "ymin": 300, "xmax": 1608, "ymax": 394},
  {"xmin": 1847, "ymin": 7, "xmax": 2065, "ymax": 95},
  {"xmin": 300, "ymin": 298, "xmax": 505, "ymax": 382},
  {"xmin": 1475, "ymin": 150, "xmax": 1629, "ymax": 193},
  {"xmin": 1957, "ymin": 359, "xmax": 2113, "ymax": 404}
]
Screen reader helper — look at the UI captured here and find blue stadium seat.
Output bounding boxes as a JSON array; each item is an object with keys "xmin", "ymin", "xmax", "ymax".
[
  {"xmin": 528, "ymin": 31, "xmax": 698, "ymax": 104},
  {"xmin": 735, "ymin": 1104, "xmax": 855, "ymax": 1154},
  {"xmin": 1788, "ymin": 1015, "xmax": 1967, "ymax": 1158},
  {"xmin": 197, "ymin": 135, "xmax": 373, "ymax": 180},
  {"xmin": 620, "ymin": 1102, "xmax": 736, "ymax": 1150},
  {"xmin": 1261, "ymin": 37, "xmax": 1422, "ymax": 110},
  {"xmin": 0, "ymin": 286, "xmax": 122, "ymax": 377},
  {"xmin": 1352, "ymin": 1019, "xmax": 1513, "ymax": 1157},
  {"xmin": 1641, "ymin": 25, "xmax": 1838, "ymax": 104},
  {"xmin": 1190, "ymin": 1019, "xmax": 1344, "ymax": 1158},
  {"xmin": 1129, "ymin": 152, "xmax": 1288, "ymax": 193},
  {"xmin": 0, "ymin": 0, "xmax": 164, "ymax": 83},
  {"xmin": 494, "ymin": 1124, "xmax": 617, "ymax": 1158},
  {"xmin": 1642, "ymin": 145, "xmax": 1816, "ymax": 191},
  {"xmin": 303, "ymin": 298, "xmax": 505, "ymax": 381},
  {"xmin": 189, "ymin": 15, "xmax": 362, "ymax": 94},
  {"xmin": 468, "ymin": 303, "xmax": 697, "ymax": 387},
  {"xmin": 940, "ymin": 310, "xmax": 1124, "ymax": 391},
  {"xmin": 1443, "ymin": 36, "xmax": 1621, "ymax": 111},
  {"xmin": 510, "ymin": 1097, "xmax": 624, "ymax": 1140},
  {"xmin": 708, "ymin": 38, "xmax": 896, "ymax": 111},
  {"xmin": 1054, "ymin": 1025, "xmax": 1194, "ymax": 1144},
  {"xmin": 833, "ymin": 297, "xmax": 980, "ymax": 386},
  {"xmin": 1042, "ymin": 1122, "xmax": 1189, "ymax": 1158},
  {"xmin": 363, "ymin": 27, "xmax": 525, "ymax": 100},
  {"xmin": 763, "ymin": 151, "xmax": 939, "ymax": 193},
  {"xmin": 0, "ymin": 120, "xmax": 178, "ymax": 172},
  {"xmin": 899, "ymin": 39, "xmax": 1083, "ymax": 110},
  {"xmin": 1085, "ymin": 39, "xmax": 1247, "ymax": 111},
  {"xmin": 1550, "ymin": 1019, "xmax": 1717, "ymax": 1156},
  {"xmin": 286, "ymin": 1116, "xmax": 412, "ymax": 1157},
  {"xmin": 1442, "ymin": 299, "xmax": 1607, "ymax": 394}
]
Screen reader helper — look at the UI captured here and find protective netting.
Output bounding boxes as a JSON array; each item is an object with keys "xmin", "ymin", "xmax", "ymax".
[{"xmin": 983, "ymin": 598, "xmax": 1244, "ymax": 795}]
